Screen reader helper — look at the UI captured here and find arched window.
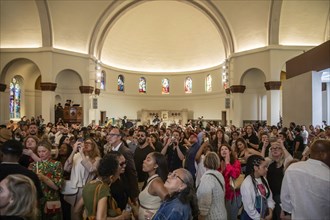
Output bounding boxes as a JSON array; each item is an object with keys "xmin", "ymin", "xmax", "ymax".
[
  {"xmin": 206, "ymin": 74, "xmax": 212, "ymax": 92},
  {"xmin": 9, "ymin": 77, "xmax": 21, "ymax": 119},
  {"xmin": 162, "ymin": 78, "xmax": 170, "ymax": 94},
  {"xmin": 185, "ymin": 77, "xmax": 192, "ymax": 94},
  {"xmin": 118, "ymin": 75, "xmax": 124, "ymax": 92},
  {"xmin": 100, "ymin": 71, "xmax": 106, "ymax": 90},
  {"xmin": 139, "ymin": 77, "xmax": 146, "ymax": 93}
]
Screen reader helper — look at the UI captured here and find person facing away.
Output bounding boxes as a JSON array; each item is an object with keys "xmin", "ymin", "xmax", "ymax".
[
  {"xmin": 0, "ymin": 174, "xmax": 38, "ymax": 219},
  {"xmin": 280, "ymin": 139, "xmax": 330, "ymax": 219}
]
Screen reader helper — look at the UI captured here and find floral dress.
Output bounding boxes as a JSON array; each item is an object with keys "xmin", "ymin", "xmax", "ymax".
[{"xmin": 30, "ymin": 159, "xmax": 64, "ymax": 220}]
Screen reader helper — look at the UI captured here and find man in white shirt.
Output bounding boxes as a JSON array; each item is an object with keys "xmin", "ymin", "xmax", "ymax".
[
  {"xmin": 301, "ymin": 125, "xmax": 309, "ymax": 146},
  {"xmin": 280, "ymin": 139, "xmax": 330, "ymax": 219}
]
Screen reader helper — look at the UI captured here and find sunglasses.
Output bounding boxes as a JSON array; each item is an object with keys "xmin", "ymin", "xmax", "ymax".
[{"xmin": 119, "ymin": 161, "xmax": 127, "ymax": 167}]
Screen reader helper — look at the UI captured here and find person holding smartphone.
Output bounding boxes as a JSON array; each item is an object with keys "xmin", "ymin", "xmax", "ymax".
[{"xmin": 63, "ymin": 137, "xmax": 101, "ymax": 220}]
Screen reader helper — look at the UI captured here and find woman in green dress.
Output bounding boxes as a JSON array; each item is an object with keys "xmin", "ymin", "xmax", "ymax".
[{"xmin": 74, "ymin": 154, "xmax": 131, "ymax": 220}]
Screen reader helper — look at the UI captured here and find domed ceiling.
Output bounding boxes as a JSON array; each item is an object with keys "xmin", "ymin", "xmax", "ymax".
[{"xmin": 0, "ymin": 0, "xmax": 329, "ymax": 73}]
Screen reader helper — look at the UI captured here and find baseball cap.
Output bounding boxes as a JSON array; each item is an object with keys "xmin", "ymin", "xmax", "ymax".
[{"xmin": 1, "ymin": 140, "xmax": 23, "ymax": 156}]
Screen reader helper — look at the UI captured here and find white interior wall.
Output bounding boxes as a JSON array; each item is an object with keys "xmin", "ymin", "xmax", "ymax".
[{"xmin": 282, "ymin": 71, "xmax": 323, "ymax": 127}]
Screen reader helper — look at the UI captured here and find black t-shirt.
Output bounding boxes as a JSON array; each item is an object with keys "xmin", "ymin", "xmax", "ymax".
[
  {"xmin": 110, "ymin": 176, "xmax": 129, "ymax": 210},
  {"xmin": 0, "ymin": 163, "xmax": 44, "ymax": 199},
  {"xmin": 243, "ymin": 133, "xmax": 259, "ymax": 148},
  {"xmin": 134, "ymin": 145, "xmax": 155, "ymax": 182},
  {"xmin": 166, "ymin": 143, "xmax": 187, "ymax": 172},
  {"xmin": 267, "ymin": 162, "xmax": 284, "ymax": 196},
  {"xmin": 294, "ymin": 134, "xmax": 304, "ymax": 152}
]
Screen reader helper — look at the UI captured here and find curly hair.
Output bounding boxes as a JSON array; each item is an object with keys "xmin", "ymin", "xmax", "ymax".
[{"xmin": 97, "ymin": 153, "xmax": 119, "ymax": 180}]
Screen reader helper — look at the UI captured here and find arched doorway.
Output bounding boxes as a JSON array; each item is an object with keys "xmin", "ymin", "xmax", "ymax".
[{"xmin": 240, "ymin": 68, "xmax": 267, "ymax": 124}]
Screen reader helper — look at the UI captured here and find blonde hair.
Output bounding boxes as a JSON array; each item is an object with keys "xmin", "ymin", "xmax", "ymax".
[
  {"xmin": 3, "ymin": 174, "xmax": 38, "ymax": 219},
  {"xmin": 84, "ymin": 137, "xmax": 101, "ymax": 159},
  {"xmin": 204, "ymin": 152, "xmax": 220, "ymax": 170}
]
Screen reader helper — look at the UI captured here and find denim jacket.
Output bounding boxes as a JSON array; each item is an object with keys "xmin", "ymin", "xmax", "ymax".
[{"xmin": 153, "ymin": 197, "xmax": 191, "ymax": 220}]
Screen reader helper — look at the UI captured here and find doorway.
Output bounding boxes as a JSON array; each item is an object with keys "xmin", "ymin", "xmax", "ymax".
[
  {"xmin": 221, "ymin": 111, "xmax": 227, "ymax": 126},
  {"xmin": 100, "ymin": 111, "xmax": 106, "ymax": 125}
]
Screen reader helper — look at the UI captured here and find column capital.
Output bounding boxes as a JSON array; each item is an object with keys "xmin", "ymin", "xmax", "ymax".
[
  {"xmin": 79, "ymin": 86, "xmax": 94, "ymax": 94},
  {"xmin": 40, "ymin": 82, "xmax": 57, "ymax": 91},
  {"xmin": 95, "ymin": 88, "xmax": 101, "ymax": 95},
  {"xmin": 230, "ymin": 85, "xmax": 246, "ymax": 93},
  {"xmin": 0, "ymin": 83, "xmax": 7, "ymax": 92},
  {"xmin": 225, "ymin": 88, "xmax": 231, "ymax": 94},
  {"xmin": 264, "ymin": 81, "xmax": 281, "ymax": 90}
]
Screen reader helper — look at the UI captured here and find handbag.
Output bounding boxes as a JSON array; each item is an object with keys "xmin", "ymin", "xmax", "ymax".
[
  {"xmin": 61, "ymin": 180, "xmax": 78, "ymax": 195},
  {"xmin": 229, "ymin": 174, "xmax": 245, "ymax": 191},
  {"xmin": 44, "ymin": 200, "xmax": 61, "ymax": 214}
]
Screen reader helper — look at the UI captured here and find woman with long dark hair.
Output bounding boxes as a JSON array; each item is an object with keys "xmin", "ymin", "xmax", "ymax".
[
  {"xmin": 138, "ymin": 152, "xmax": 169, "ymax": 219},
  {"xmin": 218, "ymin": 144, "xmax": 242, "ymax": 220},
  {"xmin": 240, "ymin": 155, "xmax": 274, "ymax": 220}
]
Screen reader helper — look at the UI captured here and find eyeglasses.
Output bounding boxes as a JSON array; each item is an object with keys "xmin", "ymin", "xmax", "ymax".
[
  {"xmin": 84, "ymin": 141, "xmax": 93, "ymax": 145},
  {"xmin": 119, "ymin": 161, "xmax": 126, "ymax": 167},
  {"xmin": 168, "ymin": 172, "xmax": 185, "ymax": 184},
  {"xmin": 108, "ymin": 133, "xmax": 120, "ymax": 137},
  {"xmin": 137, "ymin": 134, "xmax": 146, "ymax": 137}
]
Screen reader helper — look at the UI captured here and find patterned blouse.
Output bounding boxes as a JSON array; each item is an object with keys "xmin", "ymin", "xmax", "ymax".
[{"xmin": 29, "ymin": 159, "xmax": 64, "ymax": 202}]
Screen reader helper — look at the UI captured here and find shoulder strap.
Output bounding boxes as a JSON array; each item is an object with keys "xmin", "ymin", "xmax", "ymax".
[
  {"xmin": 206, "ymin": 173, "xmax": 224, "ymax": 191},
  {"xmin": 147, "ymin": 175, "xmax": 159, "ymax": 185},
  {"xmin": 92, "ymin": 183, "xmax": 103, "ymax": 216}
]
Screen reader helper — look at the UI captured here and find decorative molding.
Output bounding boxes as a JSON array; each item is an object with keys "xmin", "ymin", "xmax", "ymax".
[
  {"xmin": 230, "ymin": 85, "xmax": 246, "ymax": 93},
  {"xmin": 79, "ymin": 86, "xmax": 94, "ymax": 94},
  {"xmin": 0, "ymin": 83, "xmax": 7, "ymax": 92},
  {"xmin": 40, "ymin": 82, "xmax": 57, "ymax": 91},
  {"xmin": 95, "ymin": 88, "xmax": 101, "ymax": 95},
  {"xmin": 225, "ymin": 88, "xmax": 231, "ymax": 94},
  {"xmin": 264, "ymin": 81, "xmax": 281, "ymax": 90}
]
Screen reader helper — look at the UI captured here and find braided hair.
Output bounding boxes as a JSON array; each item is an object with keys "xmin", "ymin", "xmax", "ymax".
[{"xmin": 245, "ymin": 155, "xmax": 271, "ymax": 198}]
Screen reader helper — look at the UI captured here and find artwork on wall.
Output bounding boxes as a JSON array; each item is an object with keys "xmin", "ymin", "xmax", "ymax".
[
  {"xmin": 139, "ymin": 77, "xmax": 146, "ymax": 93},
  {"xmin": 118, "ymin": 75, "xmax": 124, "ymax": 92},
  {"xmin": 206, "ymin": 74, "xmax": 212, "ymax": 92},
  {"xmin": 9, "ymin": 76, "xmax": 21, "ymax": 119},
  {"xmin": 185, "ymin": 77, "xmax": 192, "ymax": 94},
  {"xmin": 162, "ymin": 78, "xmax": 170, "ymax": 94}
]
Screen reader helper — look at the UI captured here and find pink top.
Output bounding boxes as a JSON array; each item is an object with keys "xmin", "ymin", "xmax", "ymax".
[{"xmin": 218, "ymin": 159, "xmax": 241, "ymax": 200}]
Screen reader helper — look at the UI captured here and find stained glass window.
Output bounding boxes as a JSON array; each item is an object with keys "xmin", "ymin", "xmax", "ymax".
[
  {"xmin": 185, "ymin": 77, "xmax": 192, "ymax": 94},
  {"xmin": 118, "ymin": 75, "xmax": 124, "ymax": 92},
  {"xmin": 206, "ymin": 74, "xmax": 212, "ymax": 92},
  {"xmin": 100, "ymin": 71, "xmax": 106, "ymax": 90},
  {"xmin": 139, "ymin": 77, "xmax": 146, "ymax": 93},
  {"xmin": 162, "ymin": 78, "xmax": 170, "ymax": 94},
  {"xmin": 9, "ymin": 77, "xmax": 21, "ymax": 119}
]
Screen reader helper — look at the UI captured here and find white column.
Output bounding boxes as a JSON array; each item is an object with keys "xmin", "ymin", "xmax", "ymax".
[
  {"xmin": 82, "ymin": 93, "xmax": 91, "ymax": 126},
  {"xmin": 231, "ymin": 93, "xmax": 243, "ymax": 127},
  {"xmin": 266, "ymin": 90, "xmax": 281, "ymax": 125},
  {"xmin": 41, "ymin": 91, "xmax": 55, "ymax": 123},
  {"xmin": 312, "ymin": 71, "xmax": 322, "ymax": 126}
]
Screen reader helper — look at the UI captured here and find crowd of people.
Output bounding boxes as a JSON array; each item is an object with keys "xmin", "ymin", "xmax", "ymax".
[{"xmin": 0, "ymin": 117, "xmax": 329, "ymax": 220}]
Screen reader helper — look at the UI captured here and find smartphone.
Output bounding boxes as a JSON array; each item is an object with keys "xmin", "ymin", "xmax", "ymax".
[{"xmin": 77, "ymin": 138, "xmax": 84, "ymax": 143}]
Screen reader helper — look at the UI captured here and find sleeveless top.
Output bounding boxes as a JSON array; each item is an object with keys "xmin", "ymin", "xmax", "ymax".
[{"xmin": 138, "ymin": 174, "xmax": 162, "ymax": 219}]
